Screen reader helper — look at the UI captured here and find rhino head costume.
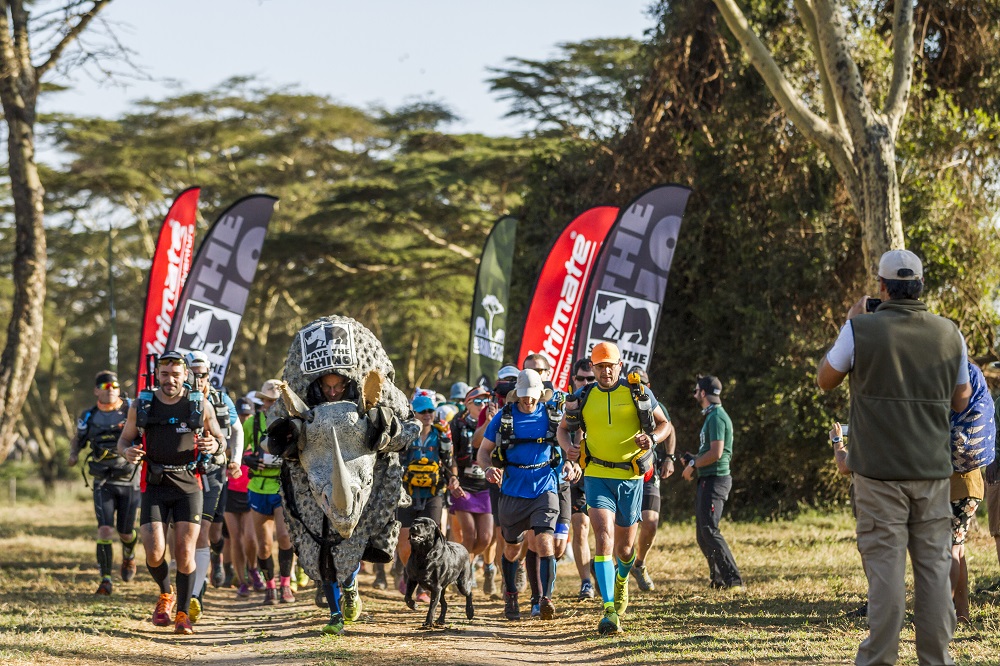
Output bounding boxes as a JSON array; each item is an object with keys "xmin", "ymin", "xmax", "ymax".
[{"xmin": 266, "ymin": 315, "xmax": 418, "ymax": 585}]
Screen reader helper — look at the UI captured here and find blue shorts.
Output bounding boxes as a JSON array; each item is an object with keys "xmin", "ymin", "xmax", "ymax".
[
  {"xmin": 248, "ymin": 490, "xmax": 282, "ymax": 516},
  {"xmin": 583, "ymin": 476, "xmax": 642, "ymax": 528}
]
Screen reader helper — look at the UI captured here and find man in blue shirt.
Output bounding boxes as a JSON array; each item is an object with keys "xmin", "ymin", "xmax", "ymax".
[{"xmin": 477, "ymin": 369, "xmax": 561, "ymax": 621}]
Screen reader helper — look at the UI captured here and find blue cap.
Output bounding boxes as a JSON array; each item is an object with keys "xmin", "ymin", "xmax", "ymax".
[{"xmin": 412, "ymin": 395, "xmax": 436, "ymax": 413}]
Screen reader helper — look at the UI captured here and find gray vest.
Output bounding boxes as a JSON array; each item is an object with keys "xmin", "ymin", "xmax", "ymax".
[{"xmin": 847, "ymin": 299, "xmax": 962, "ymax": 480}]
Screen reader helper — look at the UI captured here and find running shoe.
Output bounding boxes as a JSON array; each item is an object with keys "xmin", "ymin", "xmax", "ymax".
[
  {"xmin": 174, "ymin": 610, "xmax": 194, "ymax": 635},
  {"xmin": 236, "ymin": 583, "xmax": 251, "ymax": 598},
  {"xmin": 372, "ymin": 563, "xmax": 387, "ymax": 590},
  {"xmin": 530, "ymin": 596, "xmax": 540, "ymax": 618},
  {"xmin": 263, "ymin": 587, "xmax": 278, "ymax": 605},
  {"xmin": 539, "ymin": 596, "xmax": 555, "ymax": 621},
  {"xmin": 504, "ymin": 591, "xmax": 521, "ymax": 621},
  {"xmin": 121, "ymin": 557, "xmax": 137, "ymax": 583},
  {"xmin": 598, "ymin": 607, "xmax": 622, "ymax": 635},
  {"xmin": 315, "ymin": 587, "xmax": 326, "ymax": 608},
  {"xmin": 249, "ymin": 567, "xmax": 266, "ymax": 592},
  {"xmin": 416, "ymin": 590, "xmax": 431, "ymax": 604},
  {"xmin": 188, "ymin": 597, "xmax": 202, "ymax": 623},
  {"xmin": 210, "ymin": 552, "xmax": 224, "ymax": 588},
  {"xmin": 631, "ymin": 564, "xmax": 654, "ymax": 592},
  {"xmin": 280, "ymin": 584, "xmax": 296, "ymax": 604},
  {"xmin": 322, "ymin": 612, "xmax": 345, "ymax": 635},
  {"xmin": 578, "ymin": 580, "xmax": 595, "ymax": 600},
  {"xmin": 482, "ymin": 563, "xmax": 496, "ymax": 597},
  {"xmin": 613, "ymin": 574, "xmax": 629, "ymax": 615},
  {"xmin": 95, "ymin": 578, "xmax": 113, "ymax": 596},
  {"xmin": 514, "ymin": 562, "xmax": 527, "ymax": 593},
  {"xmin": 342, "ymin": 582, "xmax": 362, "ymax": 622},
  {"xmin": 222, "ymin": 564, "xmax": 235, "ymax": 589},
  {"xmin": 152, "ymin": 591, "xmax": 175, "ymax": 626}
]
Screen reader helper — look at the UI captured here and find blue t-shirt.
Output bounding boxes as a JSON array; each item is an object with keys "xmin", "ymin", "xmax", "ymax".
[{"xmin": 484, "ymin": 405, "xmax": 558, "ymax": 499}]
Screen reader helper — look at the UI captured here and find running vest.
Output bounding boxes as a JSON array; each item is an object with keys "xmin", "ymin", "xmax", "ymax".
[
  {"xmin": 78, "ymin": 400, "xmax": 135, "ymax": 482},
  {"xmin": 568, "ymin": 376, "xmax": 657, "ymax": 480},
  {"xmin": 451, "ymin": 414, "xmax": 488, "ymax": 493},
  {"xmin": 142, "ymin": 394, "xmax": 201, "ymax": 492},
  {"xmin": 491, "ymin": 402, "xmax": 562, "ymax": 471}
]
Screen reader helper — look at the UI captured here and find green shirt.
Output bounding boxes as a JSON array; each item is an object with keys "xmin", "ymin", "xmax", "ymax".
[
  {"xmin": 697, "ymin": 404, "xmax": 733, "ymax": 477},
  {"xmin": 243, "ymin": 412, "xmax": 281, "ymax": 495}
]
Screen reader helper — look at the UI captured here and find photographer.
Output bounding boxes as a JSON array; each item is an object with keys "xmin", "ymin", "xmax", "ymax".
[{"xmin": 817, "ymin": 249, "xmax": 971, "ymax": 666}]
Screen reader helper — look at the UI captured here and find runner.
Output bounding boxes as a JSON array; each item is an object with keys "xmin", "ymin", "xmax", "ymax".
[
  {"xmin": 224, "ymin": 396, "xmax": 258, "ymax": 596},
  {"xmin": 185, "ymin": 350, "xmax": 241, "ymax": 622},
  {"xmin": 477, "ymin": 369, "xmax": 563, "ymax": 621},
  {"xmin": 557, "ymin": 342, "xmax": 675, "ymax": 634},
  {"xmin": 117, "ymin": 350, "xmax": 225, "ymax": 634},
  {"xmin": 242, "ymin": 379, "xmax": 296, "ymax": 605},
  {"xmin": 68, "ymin": 370, "xmax": 140, "ymax": 596},
  {"xmin": 566, "ymin": 359, "xmax": 597, "ymax": 599},
  {"xmin": 449, "ymin": 385, "xmax": 495, "ymax": 593}
]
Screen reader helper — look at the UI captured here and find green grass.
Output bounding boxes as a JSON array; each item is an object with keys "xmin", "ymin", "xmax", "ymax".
[{"xmin": 3, "ymin": 495, "xmax": 1000, "ymax": 664}]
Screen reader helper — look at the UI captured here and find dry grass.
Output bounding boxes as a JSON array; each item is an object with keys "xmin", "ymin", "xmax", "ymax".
[{"xmin": 2, "ymin": 493, "xmax": 1000, "ymax": 664}]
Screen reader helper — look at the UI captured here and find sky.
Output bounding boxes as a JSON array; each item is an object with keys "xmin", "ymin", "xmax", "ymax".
[{"xmin": 45, "ymin": 0, "xmax": 658, "ymax": 136}]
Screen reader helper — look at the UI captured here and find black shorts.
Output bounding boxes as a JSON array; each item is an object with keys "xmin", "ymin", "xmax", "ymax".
[
  {"xmin": 94, "ymin": 481, "xmax": 140, "ymax": 534},
  {"xmin": 497, "ymin": 492, "xmax": 560, "ymax": 544},
  {"xmin": 641, "ymin": 476, "xmax": 661, "ymax": 514},
  {"xmin": 570, "ymin": 481, "xmax": 587, "ymax": 515},
  {"xmin": 201, "ymin": 467, "xmax": 227, "ymax": 523},
  {"xmin": 558, "ymin": 483, "xmax": 571, "ymax": 526},
  {"xmin": 141, "ymin": 484, "xmax": 203, "ymax": 526},
  {"xmin": 397, "ymin": 494, "xmax": 445, "ymax": 529},
  {"xmin": 490, "ymin": 483, "xmax": 501, "ymax": 523},
  {"xmin": 226, "ymin": 489, "xmax": 250, "ymax": 514}
]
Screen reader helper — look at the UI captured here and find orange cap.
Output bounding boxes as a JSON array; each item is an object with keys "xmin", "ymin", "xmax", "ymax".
[{"xmin": 590, "ymin": 342, "xmax": 621, "ymax": 365}]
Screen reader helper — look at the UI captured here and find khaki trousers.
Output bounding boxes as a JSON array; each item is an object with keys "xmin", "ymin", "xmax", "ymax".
[{"xmin": 853, "ymin": 475, "xmax": 955, "ymax": 666}]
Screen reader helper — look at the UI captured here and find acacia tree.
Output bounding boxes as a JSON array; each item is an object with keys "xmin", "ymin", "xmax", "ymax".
[
  {"xmin": 710, "ymin": 0, "xmax": 913, "ymax": 274},
  {"xmin": 0, "ymin": 0, "xmax": 111, "ymax": 460}
]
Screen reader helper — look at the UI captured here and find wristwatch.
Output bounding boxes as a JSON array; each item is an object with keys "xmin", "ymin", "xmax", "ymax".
[
  {"xmin": 649, "ymin": 431, "xmax": 659, "ymax": 445},
  {"xmin": 666, "ymin": 453, "xmax": 677, "ymax": 462},
  {"xmin": 831, "ymin": 436, "xmax": 842, "ymax": 444},
  {"xmin": 687, "ymin": 459, "xmax": 696, "ymax": 468}
]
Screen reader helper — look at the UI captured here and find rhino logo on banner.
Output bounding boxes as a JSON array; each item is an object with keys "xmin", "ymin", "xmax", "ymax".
[
  {"xmin": 473, "ymin": 294, "xmax": 505, "ymax": 362},
  {"xmin": 177, "ymin": 301, "xmax": 239, "ymax": 357},
  {"xmin": 585, "ymin": 291, "xmax": 659, "ymax": 371},
  {"xmin": 299, "ymin": 321, "xmax": 356, "ymax": 374}
]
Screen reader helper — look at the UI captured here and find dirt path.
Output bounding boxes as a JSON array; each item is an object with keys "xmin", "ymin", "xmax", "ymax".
[{"xmin": 121, "ymin": 573, "xmax": 613, "ymax": 666}]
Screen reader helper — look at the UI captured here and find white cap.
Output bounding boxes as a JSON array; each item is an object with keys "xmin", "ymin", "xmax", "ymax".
[
  {"xmin": 515, "ymin": 369, "xmax": 544, "ymax": 399},
  {"xmin": 878, "ymin": 250, "xmax": 923, "ymax": 281}
]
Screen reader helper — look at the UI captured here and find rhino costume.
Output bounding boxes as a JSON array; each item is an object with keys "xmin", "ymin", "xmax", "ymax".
[{"xmin": 265, "ymin": 315, "xmax": 419, "ymax": 588}]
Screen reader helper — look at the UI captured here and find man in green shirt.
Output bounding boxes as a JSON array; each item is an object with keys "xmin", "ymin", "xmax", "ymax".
[{"xmin": 682, "ymin": 375, "xmax": 743, "ymax": 590}]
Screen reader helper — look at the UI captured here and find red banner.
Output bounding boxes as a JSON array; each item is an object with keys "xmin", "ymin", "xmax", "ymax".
[
  {"xmin": 516, "ymin": 206, "xmax": 619, "ymax": 390},
  {"xmin": 135, "ymin": 187, "xmax": 199, "ymax": 385}
]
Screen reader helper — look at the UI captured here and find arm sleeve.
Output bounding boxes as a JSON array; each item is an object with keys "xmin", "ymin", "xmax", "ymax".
[{"xmin": 825, "ymin": 322, "xmax": 855, "ymax": 373}]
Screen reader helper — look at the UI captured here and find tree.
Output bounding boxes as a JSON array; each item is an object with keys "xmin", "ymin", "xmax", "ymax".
[
  {"xmin": 709, "ymin": 0, "xmax": 913, "ymax": 275},
  {"xmin": 0, "ymin": 0, "xmax": 111, "ymax": 461}
]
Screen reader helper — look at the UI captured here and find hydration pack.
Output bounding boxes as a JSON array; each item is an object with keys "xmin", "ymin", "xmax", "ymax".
[
  {"xmin": 134, "ymin": 388, "xmax": 204, "ymax": 433},
  {"xmin": 403, "ymin": 457, "xmax": 442, "ymax": 495},
  {"xmin": 490, "ymin": 402, "xmax": 563, "ymax": 471},
  {"xmin": 79, "ymin": 399, "xmax": 136, "ymax": 481}
]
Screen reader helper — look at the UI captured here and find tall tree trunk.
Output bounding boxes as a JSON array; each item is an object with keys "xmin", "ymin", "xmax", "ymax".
[{"xmin": 849, "ymin": 123, "xmax": 905, "ymax": 275}]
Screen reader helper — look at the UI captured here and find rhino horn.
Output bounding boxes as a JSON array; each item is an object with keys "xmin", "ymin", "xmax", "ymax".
[
  {"xmin": 275, "ymin": 380, "xmax": 310, "ymax": 418},
  {"xmin": 329, "ymin": 426, "xmax": 355, "ymax": 531}
]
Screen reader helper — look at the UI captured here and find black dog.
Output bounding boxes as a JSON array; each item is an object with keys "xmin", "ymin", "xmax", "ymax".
[{"xmin": 404, "ymin": 517, "xmax": 474, "ymax": 629}]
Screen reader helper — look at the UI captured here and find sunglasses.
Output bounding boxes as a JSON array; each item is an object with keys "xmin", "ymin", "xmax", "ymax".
[
  {"xmin": 470, "ymin": 397, "xmax": 490, "ymax": 406},
  {"xmin": 417, "ymin": 409, "xmax": 435, "ymax": 415},
  {"xmin": 574, "ymin": 375, "xmax": 596, "ymax": 382},
  {"xmin": 192, "ymin": 372, "xmax": 209, "ymax": 379},
  {"xmin": 97, "ymin": 381, "xmax": 119, "ymax": 390}
]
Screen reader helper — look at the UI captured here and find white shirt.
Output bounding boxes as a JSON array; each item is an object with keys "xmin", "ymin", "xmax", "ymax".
[{"xmin": 826, "ymin": 320, "xmax": 969, "ymax": 384}]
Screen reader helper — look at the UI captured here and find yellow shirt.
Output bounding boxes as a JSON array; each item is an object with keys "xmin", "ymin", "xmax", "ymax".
[{"xmin": 582, "ymin": 382, "xmax": 643, "ymax": 480}]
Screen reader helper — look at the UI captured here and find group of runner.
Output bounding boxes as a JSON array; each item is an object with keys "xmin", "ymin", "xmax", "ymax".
[{"xmin": 72, "ymin": 341, "xmax": 736, "ymax": 636}]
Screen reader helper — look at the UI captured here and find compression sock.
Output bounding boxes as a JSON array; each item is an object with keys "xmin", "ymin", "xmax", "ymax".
[
  {"xmin": 594, "ymin": 555, "xmax": 615, "ymax": 605},
  {"xmin": 525, "ymin": 550, "xmax": 541, "ymax": 599},
  {"xmin": 540, "ymin": 555, "xmax": 556, "ymax": 599},
  {"xmin": 617, "ymin": 550, "xmax": 636, "ymax": 580},
  {"xmin": 278, "ymin": 547, "xmax": 294, "ymax": 579},
  {"xmin": 324, "ymin": 581, "xmax": 342, "ymax": 616},
  {"xmin": 121, "ymin": 530, "xmax": 139, "ymax": 559},
  {"xmin": 192, "ymin": 547, "xmax": 211, "ymax": 601},
  {"xmin": 210, "ymin": 538, "xmax": 224, "ymax": 556},
  {"xmin": 148, "ymin": 561, "xmax": 171, "ymax": 594},
  {"xmin": 97, "ymin": 540, "xmax": 114, "ymax": 579},
  {"xmin": 258, "ymin": 556, "xmax": 275, "ymax": 585},
  {"xmin": 176, "ymin": 570, "xmax": 196, "ymax": 613},
  {"xmin": 501, "ymin": 555, "xmax": 519, "ymax": 595}
]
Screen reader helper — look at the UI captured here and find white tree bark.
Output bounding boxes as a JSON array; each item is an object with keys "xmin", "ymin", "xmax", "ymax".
[{"xmin": 711, "ymin": 0, "xmax": 914, "ymax": 276}]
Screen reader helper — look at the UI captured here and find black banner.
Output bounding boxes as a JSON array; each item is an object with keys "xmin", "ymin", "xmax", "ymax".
[
  {"xmin": 166, "ymin": 194, "xmax": 278, "ymax": 388},
  {"xmin": 573, "ymin": 184, "xmax": 692, "ymax": 371}
]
